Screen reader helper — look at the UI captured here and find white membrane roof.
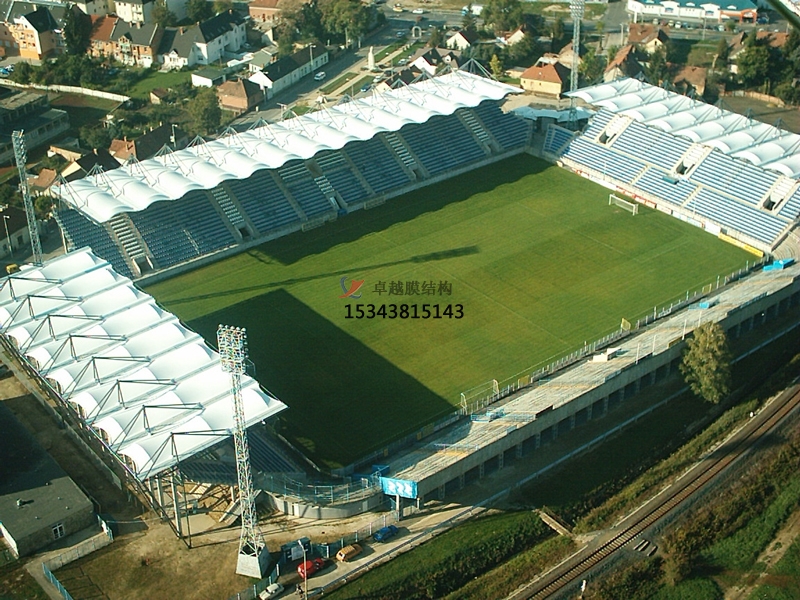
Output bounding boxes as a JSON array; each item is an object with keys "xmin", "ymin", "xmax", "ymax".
[
  {"xmin": 0, "ymin": 248, "xmax": 286, "ymax": 480},
  {"xmin": 54, "ymin": 71, "xmax": 520, "ymax": 224},
  {"xmin": 568, "ymin": 78, "xmax": 800, "ymax": 177}
]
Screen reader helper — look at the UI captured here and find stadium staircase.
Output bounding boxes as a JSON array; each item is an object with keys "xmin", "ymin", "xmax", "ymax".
[
  {"xmin": 210, "ymin": 186, "xmax": 249, "ymax": 237},
  {"xmin": 269, "ymin": 170, "xmax": 308, "ymax": 221},
  {"xmin": 381, "ymin": 131, "xmax": 424, "ymax": 178},
  {"xmin": 457, "ymin": 108, "xmax": 495, "ymax": 154},
  {"xmin": 108, "ymin": 214, "xmax": 151, "ymax": 276},
  {"xmin": 598, "ymin": 114, "xmax": 632, "ymax": 144},
  {"xmin": 675, "ymin": 144, "xmax": 712, "ymax": 176},
  {"xmin": 765, "ymin": 176, "xmax": 800, "ymax": 211}
]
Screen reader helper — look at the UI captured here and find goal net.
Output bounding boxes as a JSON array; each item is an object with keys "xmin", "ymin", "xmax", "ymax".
[{"xmin": 609, "ymin": 193, "xmax": 638, "ymax": 215}]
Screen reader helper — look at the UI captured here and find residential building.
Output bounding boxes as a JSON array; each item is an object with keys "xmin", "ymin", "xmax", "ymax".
[
  {"xmin": 4, "ymin": 5, "xmax": 63, "ymax": 60},
  {"xmin": 112, "ymin": 0, "xmax": 153, "ymax": 25},
  {"xmin": 108, "ymin": 123, "xmax": 188, "ymax": 164},
  {"xmin": 604, "ymin": 44, "xmax": 645, "ymax": 82},
  {"xmin": 248, "ymin": 0, "xmax": 283, "ymax": 25},
  {"xmin": 519, "ymin": 62, "xmax": 570, "ymax": 97},
  {"xmin": 90, "ymin": 16, "xmax": 162, "ymax": 67},
  {"xmin": 149, "ymin": 87, "xmax": 169, "ymax": 104},
  {"xmin": 217, "ymin": 78, "xmax": 263, "ymax": 114},
  {"xmin": 61, "ymin": 148, "xmax": 120, "ymax": 181},
  {"xmin": 412, "ymin": 47, "xmax": 460, "ymax": 76},
  {"xmin": 158, "ymin": 11, "xmax": 245, "ymax": 69},
  {"xmin": 627, "ymin": 23, "xmax": 670, "ymax": 54},
  {"xmin": 728, "ymin": 30, "xmax": 788, "ymax": 72},
  {"xmin": 191, "ymin": 67, "xmax": 226, "ymax": 87},
  {"xmin": 248, "ymin": 47, "xmax": 276, "ymax": 73},
  {"xmin": 75, "ymin": 0, "xmax": 109, "ymax": 17},
  {"xmin": 252, "ymin": 44, "xmax": 328, "ymax": 99},
  {"xmin": 28, "ymin": 167, "xmax": 57, "ymax": 197},
  {"xmin": 446, "ymin": 29, "xmax": 479, "ymax": 51},
  {"xmin": 0, "ymin": 206, "xmax": 30, "ymax": 258},
  {"xmin": 673, "ymin": 64, "xmax": 707, "ymax": 96},
  {"xmin": 0, "ymin": 88, "xmax": 69, "ymax": 166}
]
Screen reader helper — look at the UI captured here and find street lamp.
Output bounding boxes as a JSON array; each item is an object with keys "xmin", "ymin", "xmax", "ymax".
[
  {"xmin": 298, "ymin": 539, "xmax": 308, "ymax": 599},
  {"xmin": 2, "ymin": 214, "xmax": 11, "ymax": 259}
]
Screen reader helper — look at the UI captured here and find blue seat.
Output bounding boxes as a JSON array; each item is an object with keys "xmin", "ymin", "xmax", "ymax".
[{"xmin": 55, "ymin": 209, "xmax": 133, "ymax": 278}]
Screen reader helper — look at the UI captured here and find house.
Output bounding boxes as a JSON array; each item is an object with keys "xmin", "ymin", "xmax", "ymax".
[
  {"xmin": 217, "ymin": 78, "xmax": 264, "ymax": 114},
  {"xmin": 61, "ymin": 149, "xmax": 120, "ymax": 181},
  {"xmin": 28, "ymin": 168, "xmax": 57, "ymax": 197},
  {"xmin": 158, "ymin": 11, "xmax": 245, "ymax": 70},
  {"xmin": 673, "ymin": 64, "xmax": 707, "ymax": 96},
  {"xmin": 4, "ymin": 5, "xmax": 63, "ymax": 60},
  {"xmin": 191, "ymin": 67, "xmax": 226, "ymax": 87},
  {"xmin": 149, "ymin": 87, "xmax": 169, "ymax": 104},
  {"xmin": 504, "ymin": 26, "xmax": 527, "ymax": 46},
  {"xmin": 0, "ymin": 206, "xmax": 30, "ymax": 258},
  {"xmin": 108, "ymin": 123, "xmax": 188, "ymax": 163},
  {"xmin": 519, "ymin": 62, "xmax": 570, "ymax": 98},
  {"xmin": 604, "ymin": 44, "xmax": 645, "ymax": 82},
  {"xmin": 446, "ymin": 29, "xmax": 479, "ymax": 51},
  {"xmin": 627, "ymin": 23, "xmax": 670, "ymax": 54},
  {"xmin": 373, "ymin": 68, "xmax": 420, "ymax": 92},
  {"xmin": 556, "ymin": 41, "xmax": 582, "ymax": 70},
  {"xmin": 248, "ymin": 0, "xmax": 283, "ymax": 25},
  {"xmin": 248, "ymin": 48, "xmax": 276, "ymax": 73},
  {"xmin": 412, "ymin": 47, "xmax": 461, "ymax": 76},
  {"xmin": 90, "ymin": 17, "xmax": 163, "ymax": 68},
  {"xmin": 254, "ymin": 44, "xmax": 328, "ymax": 99},
  {"xmin": 0, "ymin": 403, "xmax": 95, "ymax": 558},
  {"xmin": 74, "ymin": 0, "xmax": 109, "ymax": 17},
  {"xmin": 0, "ymin": 90, "xmax": 69, "ymax": 166},
  {"xmin": 112, "ymin": 0, "xmax": 153, "ymax": 25}
]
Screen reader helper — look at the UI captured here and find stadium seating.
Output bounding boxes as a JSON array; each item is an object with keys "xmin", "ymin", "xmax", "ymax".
[
  {"xmin": 342, "ymin": 136, "xmax": 411, "ymax": 194},
  {"xmin": 399, "ymin": 115, "xmax": 485, "ymax": 176},
  {"xmin": 685, "ymin": 189, "xmax": 789, "ymax": 245},
  {"xmin": 635, "ymin": 168, "xmax": 698, "ymax": 206},
  {"xmin": 543, "ymin": 125, "xmax": 575, "ymax": 155},
  {"xmin": 690, "ymin": 152, "xmax": 779, "ymax": 206},
  {"xmin": 278, "ymin": 161, "xmax": 337, "ymax": 217},
  {"xmin": 226, "ymin": 170, "xmax": 301, "ymax": 235},
  {"xmin": 315, "ymin": 151, "xmax": 370, "ymax": 206},
  {"xmin": 470, "ymin": 103, "xmax": 530, "ymax": 150},
  {"xmin": 611, "ymin": 122, "xmax": 692, "ymax": 171},
  {"xmin": 778, "ymin": 187, "xmax": 800, "ymax": 219},
  {"xmin": 561, "ymin": 137, "xmax": 645, "ymax": 185},
  {"xmin": 55, "ymin": 209, "xmax": 133, "ymax": 278}
]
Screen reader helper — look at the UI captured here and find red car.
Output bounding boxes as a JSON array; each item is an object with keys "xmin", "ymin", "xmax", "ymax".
[{"xmin": 297, "ymin": 557, "xmax": 326, "ymax": 580}]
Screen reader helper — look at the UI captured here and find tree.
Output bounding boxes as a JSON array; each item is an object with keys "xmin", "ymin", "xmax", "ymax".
[
  {"xmin": 428, "ymin": 26, "xmax": 443, "ymax": 48},
  {"xmin": 10, "ymin": 61, "xmax": 33, "ymax": 84},
  {"xmin": 320, "ymin": 0, "xmax": 370, "ymax": 42},
  {"xmin": 213, "ymin": 0, "xmax": 232, "ymax": 13},
  {"xmin": 462, "ymin": 6, "xmax": 478, "ymax": 34},
  {"xmin": 507, "ymin": 31, "xmax": 542, "ymax": 66},
  {"xmin": 188, "ymin": 87, "xmax": 221, "ymax": 135},
  {"xmin": 187, "ymin": 0, "xmax": 214, "ymax": 22},
  {"xmin": 481, "ymin": 0, "xmax": 523, "ymax": 34},
  {"xmin": 63, "ymin": 5, "xmax": 92, "ymax": 55},
  {"xmin": 680, "ymin": 321, "xmax": 732, "ymax": 404},
  {"xmin": 490, "ymin": 53, "xmax": 504, "ymax": 78},
  {"xmin": 80, "ymin": 124, "xmax": 112, "ymax": 151},
  {"xmin": 737, "ymin": 42, "xmax": 770, "ymax": 87},
  {"xmin": 152, "ymin": 0, "xmax": 177, "ymax": 27},
  {"xmin": 551, "ymin": 17, "xmax": 564, "ymax": 50},
  {"xmin": 716, "ymin": 36, "xmax": 729, "ymax": 65},
  {"xmin": 645, "ymin": 46, "xmax": 669, "ymax": 86},
  {"xmin": 580, "ymin": 46, "xmax": 605, "ymax": 84}
]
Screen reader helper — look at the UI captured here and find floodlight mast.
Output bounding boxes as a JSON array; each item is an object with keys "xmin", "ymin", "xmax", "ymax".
[
  {"xmin": 217, "ymin": 325, "xmax": 268, "ymax": 577},
  {"xmin": 11, "ymin": 131, "xmax": 43, "ymax": 265},
  {"xmin": 569, "ymin": 0, "xmax": 585, "ymax": 128}
]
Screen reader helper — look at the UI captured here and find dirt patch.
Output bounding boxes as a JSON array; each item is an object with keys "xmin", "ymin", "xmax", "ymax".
[{"xmin": 724, "ymin": 508, "xmax": 800, "ymax": 600}]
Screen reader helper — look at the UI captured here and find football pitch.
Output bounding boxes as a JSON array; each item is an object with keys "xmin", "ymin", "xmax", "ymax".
[{"xmin": 145, "ymin": 154, "xmax": 751, "ymax": 469}]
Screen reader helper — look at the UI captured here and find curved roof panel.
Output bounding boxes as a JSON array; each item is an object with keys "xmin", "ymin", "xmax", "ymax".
[
  {"xmin": 52, "ymin": 71, "xmax": 519, "ymax": 224},
  {"xmin": 0, "ymin": 248, "xmax": 287, "ymax": 480}
]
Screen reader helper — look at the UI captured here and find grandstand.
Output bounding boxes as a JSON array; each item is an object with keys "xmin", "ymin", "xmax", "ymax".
[
  {"xmin": 52, "ymin": 71, "xmax": 531, "ymax": 279},
  {"xmin": 544, "ymin": 78, "xmax": 800, "ymax": 257}
]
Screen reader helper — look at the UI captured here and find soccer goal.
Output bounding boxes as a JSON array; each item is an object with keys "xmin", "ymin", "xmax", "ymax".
[{"xmin": 609, "ymin": 193, "xmax": 639, "ymax": 215}]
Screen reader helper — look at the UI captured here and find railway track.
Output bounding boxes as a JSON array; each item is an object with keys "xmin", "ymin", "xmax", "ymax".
[{"xmin": 513, "ymin": 383, "xmax": 800, "ymax": 600}]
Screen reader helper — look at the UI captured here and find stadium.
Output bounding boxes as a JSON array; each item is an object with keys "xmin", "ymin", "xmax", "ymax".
[{"xmin": 3, "ymin": 68, "xmax": 800, "ymax": 536}]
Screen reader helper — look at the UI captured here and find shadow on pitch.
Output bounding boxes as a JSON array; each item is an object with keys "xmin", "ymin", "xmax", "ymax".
[
  {"xmin": 255, "ymin": 154, "xmax": 550, "ymax": 266},
  {"xmin": 167, "ymin": 245, "xmax": 479, "ymax": 305},
  {"xmin": 188, "ymin": 289, "xmax": 454, "ymax": 470}
]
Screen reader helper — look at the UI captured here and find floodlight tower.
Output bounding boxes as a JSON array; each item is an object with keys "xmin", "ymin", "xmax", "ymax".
[
  {"xmin": 217, "ymin": 325, "xmax": 270, "ymax": 579},
  {"xmin": 569, "ymin": 0, "xmax": 585, "ymax": 129},
  {"xmin": 11, "ymin": 131, "xmax": 42, "ymax": 265}
]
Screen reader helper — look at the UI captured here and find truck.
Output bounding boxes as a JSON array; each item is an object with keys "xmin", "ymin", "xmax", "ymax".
[{"xmin": 461, "ymin": 4, "xmax": 483, "ymax": 16}]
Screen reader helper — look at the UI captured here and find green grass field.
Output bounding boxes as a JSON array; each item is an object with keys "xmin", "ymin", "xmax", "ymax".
[{"xmin": 145, "ymin": 154, "xmax": 750, "ymax": 468}]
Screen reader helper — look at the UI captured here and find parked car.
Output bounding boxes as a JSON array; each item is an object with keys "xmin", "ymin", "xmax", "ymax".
[
  {"xmin": 297, "ymin": 557, "xmax": 326, "ymax": 580},
  {"xmin": 412, "ymin": 7, "xmax": 424, "ymax": 13},
  {"xmin": 373, "ymin": 524, "xmax": 399, "ymax": 542},
  {"xmin": 258, "ymin": 582, "xmax": 284, "ymax": 599},
  {"xmin": 314, "ymin": 71, "xmax": 326, "ymax": 81},
  {"xmin": 396, "ymin": 30, "xmax": 406, "ymax": 38},
  {"xmin": 336, "ymin": 543, "xmax": 363, "ymax": 562},
  {"xmin": 360, "ymin": 83, "xmax": 372, "ymax": 92}
]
